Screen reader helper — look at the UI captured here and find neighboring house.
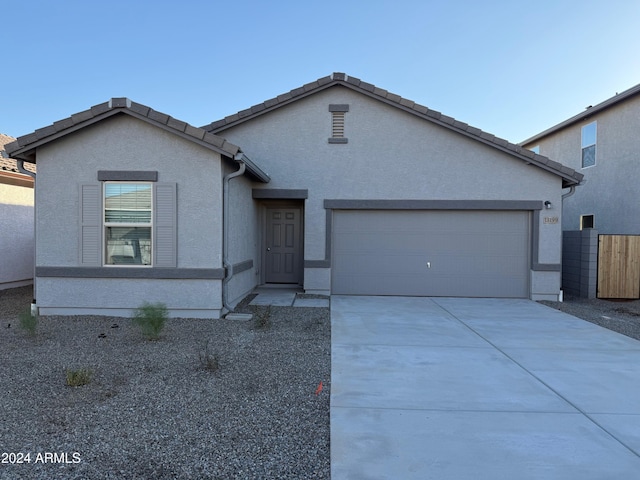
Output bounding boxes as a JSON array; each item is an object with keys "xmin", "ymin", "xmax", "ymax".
[
  {"xmin": 0, "ymin": 133, "xmax": 35, "ymax": 290},
  {"xmin": 5, "ymin": 73, "xmax": 582, "ymax": 318},
  {"xmin": 521, "ymin": 82, "xmax": 640, "ymax": 234}
]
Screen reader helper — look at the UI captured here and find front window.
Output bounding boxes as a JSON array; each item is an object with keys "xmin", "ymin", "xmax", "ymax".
[
  {"xmin": 581, "ymin": 122, "xmax": 596, "ymax": 168},
  {"xmin": 104, "ymin": 182, "xmax": 152, "ymax": 265}
]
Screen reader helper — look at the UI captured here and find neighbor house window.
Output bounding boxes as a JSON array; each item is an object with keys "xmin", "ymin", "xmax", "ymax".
[
  {"xmin": 581, "ymin": 214, "xmax": 594, "ymax": 230},
  {"xmin": 104, "ymin": 182, "xmax": 152, "ymax": 265},
  {"xmin": 530, "ymin": 145, "xmax": 540, "ymax": 154},
  {"xmin": 581, "ymin": 122, "xmax": 596, "ymax": 168}
]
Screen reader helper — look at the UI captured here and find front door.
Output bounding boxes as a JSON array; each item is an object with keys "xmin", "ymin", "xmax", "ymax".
[{"xmin": 265, "ymin": 207, "xmax": 302, "ymax": 284}]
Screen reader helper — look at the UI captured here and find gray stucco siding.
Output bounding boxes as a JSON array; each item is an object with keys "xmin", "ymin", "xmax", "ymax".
[
  {"xmin": 224, "ymin": 164, "xmax": 261, "ymax": 305},
  {"xmin": 220, "ymin": 87, "xmax": 563, "ymax": 262},
  {"xmin": 219, "ymin": 86, "xmax": 565, "ymax": 299},
  {"xmin": 0, "ymin": 184, "xmax": 34, "ymax": 289},
  {"xmin": 527, "ymin": 95, "xmax": 640, "ymax": 234},
  {"xmin": 35, "ymin": 115, "xmax": 224, "ymax": 269},
  {"xmin": 33, "ymin": 115, "xmax": 227, "ymax": 316},
  {"xmin": 35, "ymin": 277, "xmax": 222, "ymax": 318}
]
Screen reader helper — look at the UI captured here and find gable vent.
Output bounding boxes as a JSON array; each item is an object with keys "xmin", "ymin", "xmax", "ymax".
[
  {"xmin": 329, "ymin": 104, "xmax": 349, "ymax": 144},
  {"xmin": 332, "ymin": 112, "xmax": 345, "ymax": 137}
]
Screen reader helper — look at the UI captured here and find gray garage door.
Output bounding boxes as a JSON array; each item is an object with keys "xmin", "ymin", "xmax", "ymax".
[{"xmin": 332, "ymin": 210, "xmax": 530, "ymax": 297}]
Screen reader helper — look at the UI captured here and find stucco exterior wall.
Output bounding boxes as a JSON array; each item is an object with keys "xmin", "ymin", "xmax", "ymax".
[
  {"xmin": 217, "ymin": 86, "xmax": 565, "ymax": 299},
  {"xmin": 34, "ymin": 115, "xmax": 226, "ymax": 317},
  {"xmin": 224, "ymin": 164, "xmax": 261, "ymax": 306},
  {"xmin": 525, "ymin": 94, "xmax": 640, "ymax": 234},
  {"xmin": 0, "ymin": 183, "xmax": 34, "ymax": 289}
]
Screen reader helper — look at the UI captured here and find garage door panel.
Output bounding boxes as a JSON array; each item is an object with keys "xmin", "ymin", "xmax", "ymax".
[
  {"xmin": 332, "ymin": 210, "xmax": 530, "ymax": 298},
  {"xmin": 335, "ymin": 232, "xmax": 427, "ymax": 253}
]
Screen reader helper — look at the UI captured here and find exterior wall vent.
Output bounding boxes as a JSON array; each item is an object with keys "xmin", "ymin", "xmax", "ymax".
[{"xmin": 329, "ymin": 104, "xmax": 349, "ymax": 144}]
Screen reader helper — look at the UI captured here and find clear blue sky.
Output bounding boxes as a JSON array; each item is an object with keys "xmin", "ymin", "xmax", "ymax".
[{"xmin": 2, "ymin": 0, "xmax": 639, "ymax": 144}]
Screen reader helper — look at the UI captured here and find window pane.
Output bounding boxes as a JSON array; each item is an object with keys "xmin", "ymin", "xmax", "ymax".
[
  {"xmin": 106, "ymin": 227, "xmax": 151, "ymax": 265},
  {"xmin": 582, "ymin": 144, "xmax": 596, "ymax": 168},
  {"xmin": 581, "ymin": 122, "xmax": 596, "ymax": 147},
  {"xmin": 105, "ymin": 183, "xmax": 152, "ymax": 224}
]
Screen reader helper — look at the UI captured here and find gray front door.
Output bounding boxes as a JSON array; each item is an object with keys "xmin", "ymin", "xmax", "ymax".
[{"xmin": 265, "ymin": 207, "xmax": 302, "ymax": 284}]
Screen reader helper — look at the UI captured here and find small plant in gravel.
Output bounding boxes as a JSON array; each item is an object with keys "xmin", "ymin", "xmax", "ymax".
[
  {"xmin": 132, "ymin": 302, "xmax": 168, "ymax": 340},
  {"xmin": 65, "ymin": 368, "xmax": 93, "ymax": 387},
  {"xmin": 18, "ymin": 307, "xmax": 37, "ymax": 337},
  {"xmin": 198, "ymin": 340, "xmax": 220, "ymax": 372},
  {"xmin": 254, "ymin": 305, "xmax": 272, "ymax": 330}
]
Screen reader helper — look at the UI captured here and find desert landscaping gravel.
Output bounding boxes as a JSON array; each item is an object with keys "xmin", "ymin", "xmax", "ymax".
[
  {"xmin": 540, "ymin": 295, "xmax": 640, "ymax": 341},
  {"xmin": 4, "ymin": 284, "xmax": 640, "ymax": 480},
  {"xmin": 0, "ymin": 287, "xmax": 330, "ymax": 480}
]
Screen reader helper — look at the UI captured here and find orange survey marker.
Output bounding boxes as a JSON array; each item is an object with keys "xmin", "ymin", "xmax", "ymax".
[{"xmin": 315, "ymin": 381, "xmax": 323, "ymax": 395}]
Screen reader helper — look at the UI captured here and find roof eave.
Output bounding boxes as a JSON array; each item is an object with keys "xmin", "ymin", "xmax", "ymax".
[
  {"xmin": 206, "ymin": 73, "xmax": 584, "ymax": 187},
  {"xmin": 234, "ymin": 152, "xmax": 270, "ymax": 183},
  {"xmin": 5, "ymin": 100, "xmax": 251, "ymax": 173},
  {"xmin": 521, "ymin": 82, "xmax": 640, "ymax": 146}
]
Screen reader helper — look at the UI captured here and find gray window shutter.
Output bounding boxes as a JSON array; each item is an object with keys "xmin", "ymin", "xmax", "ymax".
[
  {"xmin": 80, "ymin": 184, "xmax": 102, "ymax": 265},
  {"xmin": 154, "ymin": 183, "xmax": 177, "ymax": 267}
]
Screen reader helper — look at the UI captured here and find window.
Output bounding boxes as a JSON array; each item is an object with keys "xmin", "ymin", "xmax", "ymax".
[
  {"xmin": 328, "ymin": 104, "xmax": 349, "ymax": 143},
  {"xmin": 581, "ymin": 122, "xmax": 596, "ymax": 168},
  {"xmin": 581, "ymin": 214, "xmax": 594, "ymax": 230},
  {"xmin": 104, "ymin": 182, "xmax": 152, "ymax": 265},
  {"xmin": 530, "ymin": 145, "xmax": 540, "ymax": 154},
  {"xmin": 80, "ymin": 178, "xmax": 176, "ymax": 268}
]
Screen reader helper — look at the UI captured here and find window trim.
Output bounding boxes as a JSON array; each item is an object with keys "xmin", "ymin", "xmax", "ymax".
[{"xmin": 103, "ymin": 181, "xmax": 153, "ymax": 267}]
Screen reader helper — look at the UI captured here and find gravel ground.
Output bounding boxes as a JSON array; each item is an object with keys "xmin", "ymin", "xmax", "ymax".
[
  {"xmin": 540, "ymin": 295, "xmax": 640, "ymax": 341},
  {"xmin": 0, "ymin": 286, "xmax": 330, "ymax": 480}
]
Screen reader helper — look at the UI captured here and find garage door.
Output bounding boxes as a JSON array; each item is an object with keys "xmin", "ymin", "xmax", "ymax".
[{"xmin": 332, "ymin": 210, "xmax": 530, "ymax": 297}]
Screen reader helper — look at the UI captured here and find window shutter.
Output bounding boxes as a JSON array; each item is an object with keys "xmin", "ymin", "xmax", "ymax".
[
  {"xmin": 154, "ymin": 183, "xmax": 177, "ymax": 267},
  {"xmin": 80, "ymin": 184, "xmax": 102, "ymax": 265}
]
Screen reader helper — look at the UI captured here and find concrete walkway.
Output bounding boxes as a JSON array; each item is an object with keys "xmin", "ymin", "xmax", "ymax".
[
  {"xmin": 248, "ymin": 286, "xmax": 330, "ymax": 308},
  {"xmin": 331, "ymin": 296, "xmax": 640, "ymax": 479}
]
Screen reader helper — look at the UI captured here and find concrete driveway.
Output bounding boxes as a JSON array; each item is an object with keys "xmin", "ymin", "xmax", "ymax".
[{"xmin": 330, "ymin": 296, "xmax": 640, "ymax": 479}]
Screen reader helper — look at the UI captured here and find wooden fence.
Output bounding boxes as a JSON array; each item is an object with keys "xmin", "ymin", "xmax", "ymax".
[{"xmin": 597, "ymin": 235, "xmax": 640, "ymax": 299}]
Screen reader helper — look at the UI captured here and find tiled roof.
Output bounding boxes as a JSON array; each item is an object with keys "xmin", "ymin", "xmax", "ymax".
[
  {"xmin": 521, "ymin": 81, "xmax": 640, "ymax": 145},
  {"xmin": 4, "ymin": 99, "xmax": 269, "ymax": 183},
  {"xmin": 1, "ymin": 133, "xmax": 36, "ymax": 175},
  {"xmin": 204, "ymin": 72, "xmax": 583, "ymax": 188}
]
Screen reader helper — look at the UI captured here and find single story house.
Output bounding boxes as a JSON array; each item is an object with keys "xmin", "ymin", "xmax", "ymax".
[
  {"xmin": 5, "ymin": 73, "xmax": 583, "ymax": 318},
  {"xmin": 1, "ymin": 133, "xmax": 35, "ymax": 290}
]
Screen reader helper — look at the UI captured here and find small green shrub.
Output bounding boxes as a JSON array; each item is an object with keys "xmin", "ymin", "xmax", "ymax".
[
  {"xmin": 18, "ymin": 308, "xmax": 37, "ymax": 337},
  {"xmin": 132, "ymin": 302, "xmax": 168, "ymax": 340},
  {"xmin": 65, "ymin": 368, "xmax": 92, "ymax": 387},
  {"xmin": 199, "ymin": 340, "xmax": 220, "ymax": 372}
]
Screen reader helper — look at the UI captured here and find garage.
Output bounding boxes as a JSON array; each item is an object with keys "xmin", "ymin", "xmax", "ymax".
[{"xmin": 331, "ymin": 210, "xmax": 530, "ymax": 297}]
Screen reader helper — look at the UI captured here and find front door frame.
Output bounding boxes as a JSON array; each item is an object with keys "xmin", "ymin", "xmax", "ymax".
[{"xmin": 260, "ymin": 199, "xmax": 304, "ymax": 285}]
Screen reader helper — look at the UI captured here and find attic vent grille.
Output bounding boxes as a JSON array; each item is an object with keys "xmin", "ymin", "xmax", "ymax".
[
  {"xmin": 332, "ymin": 112, "xmax": 345, "ymax": 137},
  {"xmin": 329, "ymin": 104, "xmax": 349, "ymax": 144}
]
